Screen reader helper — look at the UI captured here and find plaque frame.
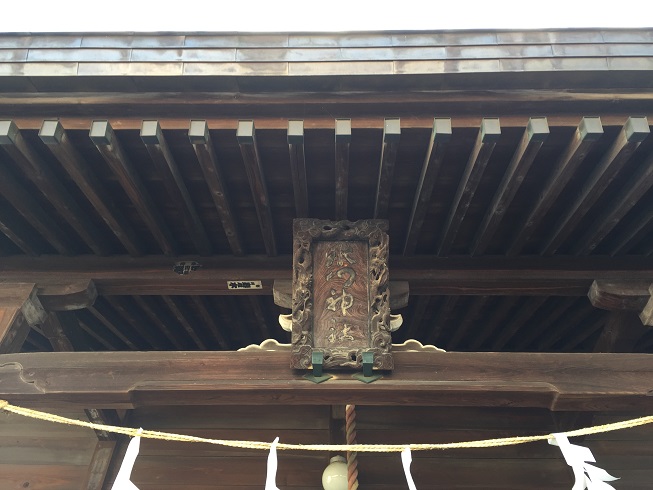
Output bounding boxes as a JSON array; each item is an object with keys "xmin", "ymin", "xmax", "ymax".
[{"xmin": 291, "ymin": 219, "xmax": 393, "ymax": 370}]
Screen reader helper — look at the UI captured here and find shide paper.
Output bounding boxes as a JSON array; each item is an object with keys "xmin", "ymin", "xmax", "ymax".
[
  {"xmin": 111, "ymin": 429, "xmax": 143, "ymax": 490},
  {"xmin": 549, "ymin": 433, "xmax": 618, "ymax": 490},
  {"xmin": 401, "ymin": 447, "xmax": 417, "ymax": 490},
  {"xmin": 265, "ymin": 437, "xmax": 281, "ymax": 490}
]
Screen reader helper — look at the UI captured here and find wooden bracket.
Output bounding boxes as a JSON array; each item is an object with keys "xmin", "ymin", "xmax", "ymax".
[
  {"xmin": 0, "ymin": 283, "xmax": 47, "ymax": 353},
  {"xmin": 588, "ymin": 280, "xmax": 653, "ymax": 326}
]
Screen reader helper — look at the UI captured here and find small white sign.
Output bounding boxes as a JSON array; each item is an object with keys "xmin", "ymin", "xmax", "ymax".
[{"xmin": 227, "ymin": 280, "xmax": 262, "ymax": 290}]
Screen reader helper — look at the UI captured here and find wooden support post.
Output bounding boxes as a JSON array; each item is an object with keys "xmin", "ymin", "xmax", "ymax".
[
  {"xmin": 374, "ymin": 118, "xmax": 401, "ymax": 219},
  {"xmin": 189, "ymin": 120, "xmax": 244, "ymax": 256},
  {"xmin": 335, "ymin": 119, "xmax": 351, "ymax": 220},
  {"xmin": 288, "ymin": 120, "xmax": 309, "ymax": 217},
  {"xmin": 438, "ymin": 118, "xmax": 500, "ymax": 255},
  {"xmin": 237, "ymin": 120, "xmax": 277, "ymax": 256},
  {"xmin": 90, "ymin": 120, "xmax": 177, "ymax": 255},
  {"xmin": 141, "ymin": 120, "xmax": 212, "ymax": 256},
  {"xmin": 0, "ymin": 283, "xmax": 46, "ymax": 354},
  {"xmin": 403, "ymin": 118, "xmax": 451, "ymax": 255}
]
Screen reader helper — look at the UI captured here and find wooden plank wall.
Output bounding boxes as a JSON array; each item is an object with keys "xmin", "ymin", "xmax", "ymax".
[
  {"xmin": 130, "ymin": 405, "xmax": 331, "ymax": 489},
  {"xmin": 0, "ymin": 408, "xmax": 97, "ymax": 490}
]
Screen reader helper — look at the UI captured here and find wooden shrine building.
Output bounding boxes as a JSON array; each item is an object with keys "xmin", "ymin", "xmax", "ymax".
[{"xmin": 1, "ymin": 29, "xmax": 653, "ymax": 488}]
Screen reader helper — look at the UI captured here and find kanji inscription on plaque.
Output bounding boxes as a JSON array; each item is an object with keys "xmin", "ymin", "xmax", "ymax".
[{"xmin": 291, "ymin": 219, "xmax": 393, "ymax": 370}]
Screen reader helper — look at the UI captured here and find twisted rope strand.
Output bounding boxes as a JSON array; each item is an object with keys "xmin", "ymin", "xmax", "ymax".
[
  {"xmin": 345, "ymin": 404, "xmax": 359, "ymax": 490},
  {"xmin": 1, "ymin": 400, "xmax": 652, "ymax": 453}
]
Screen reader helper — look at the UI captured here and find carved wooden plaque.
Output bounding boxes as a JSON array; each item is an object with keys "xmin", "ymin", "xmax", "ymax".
[{"xmin": 291, "ymin": 219, "xmax": 393, "ymax": 370}]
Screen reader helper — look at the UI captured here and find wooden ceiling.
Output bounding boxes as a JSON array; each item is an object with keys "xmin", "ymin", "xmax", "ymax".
[{"xmin": 1, "ymin": 29, "xmax": 653, "ymax": 489}]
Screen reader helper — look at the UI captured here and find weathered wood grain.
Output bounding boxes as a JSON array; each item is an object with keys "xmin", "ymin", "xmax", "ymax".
[{"xmin": 1, "ymin": 350, "xmax": 653, "ymax": 410}]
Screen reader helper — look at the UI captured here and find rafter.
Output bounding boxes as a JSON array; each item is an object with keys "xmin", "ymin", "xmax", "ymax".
[
  {"xmin": 191, "ymin": 296, "xmax": 230, "ymax": 350},
  {"xmin": 374, "ymin": 118, "xmax": 401, "ymax": 219},
  {"xmin": 90, "ymin": 120, "xmax": 177, "ymax": 255},
  {"xmin": 508, "ymin": 117, "xmax": 604, "ymax": 256},
  {"xmin": 403, "ymin": 118, "xmax": 451, "ymax": 255},
  {"xmin": 141, "ymin": 120, "xmax": 212, "ymax": 256},
  {"xmin": 161, "ymin": 296, "xmax": 206, "ymax": 350},
  {"xmin": 472, "ymin": 117, "xmax": 549, "ymax": 255},
  {"xmin": 447, "ymin": 296, "xmax": 489, "ymax": 351},
  {"xmin": 287, "ymin": 120, "xmax": 309, "ymax": 218},
  {"xmin": 39, "ymin": 120, "xmax": 143, "ymax": 257},
  {"xmin": 0, "ymin": 120, "xmax": 111, "ymax": 255},
  {"xmin": 543, "ymin": 117, "xmax": 650, "ymax": 254},
  {"xmin": 189, "ymin": 120, "xmax": 244, "ymax": 256},
  {"xmin": 576, "ymin": 146, "xmax": 653, "ymax": 254},
  {"xmin": 237, "ymin": 120, "xmax": 277, "ymax": 256},
  {"xmin": 0, "ymin": 158, "xmax": 74, "ymax": 254},
  {"xmin": 438, "ymin": 118, "xmax": 500, "ymax": 255},
  {"xmin": 132, "ymin": 296, "xmax": 185, "ymax": 350},
  {"xmin": 0, "ymin": 205, "xmax": 42, "ymax": 256},
  {"xmin": 3, "ymin": 350, "xmax": 653, "ymax": 411},
  {"xmin": 490, "ymin": 297, "xmax": 549, "ymax": 351},
  {"xmin": 334, "ymin": 119, "xmax": 351, "ymax": 220}
]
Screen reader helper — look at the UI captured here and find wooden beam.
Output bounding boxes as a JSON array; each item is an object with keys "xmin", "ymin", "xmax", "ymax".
[
  {"xmin": 237, "ymin": 120, "xmax": 277, "ymax": 256},
  {"xmin": 0, "ymin": 121, "xmax": 112, "ymax": 256},
  {"xmin": 610, "ymin": 207, "xmax": 653, "ymax": 255},
  {"xmin": 90, "ymin": 120, "xmax": 177, "ymax": 255},
  {"xmin": 39, "ymin": 120, "xmax": 144, "ymax": 257},
  {"xmin": 189, "ymin": 120, "xmax": 244, "ymax": 256},
  {"xmin": 287, "ymin": 120, "xmax": 309, "ymax": 218},
  {"xmin": 0, "ymin": 158, "xmax": 74, "ymax": 254},
  {"xmin": 403, "ymin": 118, "xmax": 451, "ymax": 255},
  {"xmin": 0, "ymin": 283, "xmax": 46, "ymax": 354},
  {"xmin": 141, "ymin": 120, "xmax": 212, "ymax": 256},
  {"xmin": 2, "ymin": 350, "xmax": 653, "ymax": 411},
  {"xmin": 334, "ymin": 119, "xmax": 351, "ymax": 220},
  {"xmin": 374, "ymin": 118, "xmax": 401, "ymax": 219},
  {"xmin": 4, "ymin": 255, "xmax": 653, "ymax": 297},
  {"xmin": 508, "ymin": 117, "xmax": 604, "ymax": 255},
  {"xmin": 577, "ymin": 146, "xmax": 653, "ymax": 254},
  {"xmin": 543, "ymin": 117, "xmax": 650, "ymax": 254},
  {"xmin": 437, "ymin": 118, "xmax": 501, "ymax": 255},
  {"xmin": 472, "ymin": 117, "xmax": 549, "ymax": 255}
]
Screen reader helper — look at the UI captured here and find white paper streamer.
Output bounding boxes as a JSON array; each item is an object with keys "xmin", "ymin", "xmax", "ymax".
[
  {"xmin": 549, "ymin": 433, "xmax": 619, "ymax": 490},
  {"xmin": 111, "ymin": 428, "xmax": 143, "ymax": 490},
  {"xmin": 401, "ymin": 447, "xmax": 417, "ymax": 490},
  {"xmin": 265, "ymin": 437, "xmax": 280, "ymax": 490}
]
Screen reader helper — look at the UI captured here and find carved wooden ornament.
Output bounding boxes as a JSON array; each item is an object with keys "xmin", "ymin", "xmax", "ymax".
[{"xmin": 291, "ymin": 219, "xmax": 393, "ymax": 370}]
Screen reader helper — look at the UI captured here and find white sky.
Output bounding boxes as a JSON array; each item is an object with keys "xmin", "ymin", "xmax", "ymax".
[{"xmin": 1, "ymin": 0, "xmax": 652, "ymax": 32}]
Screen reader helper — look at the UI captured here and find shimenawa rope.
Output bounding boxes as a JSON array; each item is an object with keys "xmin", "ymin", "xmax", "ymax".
[{"xmin": 1, "ymin": 400, "xmax": 653, "ymax": 453}]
